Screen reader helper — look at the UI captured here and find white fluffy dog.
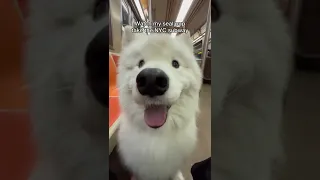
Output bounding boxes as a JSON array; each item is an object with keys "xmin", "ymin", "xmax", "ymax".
[
  {"xmin": 212, "ymin": 0, "xmax": 292, "ymax": 179},
  {"xmin": 116, "ymin": 26, "xmax": 202, "ymax": 180},
  {"xmin": 26, "ymin": 0, "xmax": 109, "ymax": 179}
]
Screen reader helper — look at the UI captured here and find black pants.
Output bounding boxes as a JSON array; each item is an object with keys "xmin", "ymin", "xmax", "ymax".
[{"xmin": 191, "ymin": 157, "xmax": 211, "ymax": 180}]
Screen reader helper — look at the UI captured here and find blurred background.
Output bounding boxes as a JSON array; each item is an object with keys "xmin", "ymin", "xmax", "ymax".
[{"xmin": 0, "ymin": 0, "xmax": 319, "ymax": 179}]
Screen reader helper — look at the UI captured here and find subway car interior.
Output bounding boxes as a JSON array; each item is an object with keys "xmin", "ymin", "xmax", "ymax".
[
  {"xmin": 3, "ymin": 0, "xmax": 320, "ymax": 179},
  {"xmin": 109, "ymin": 0, "xmax": 212, "ymax": 179}
]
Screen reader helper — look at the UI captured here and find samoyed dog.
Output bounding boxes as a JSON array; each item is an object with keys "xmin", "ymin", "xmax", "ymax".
[
  {"xmin": 211, "ymin": 0, "xmax": 292, "ymax": 179},
  {"xmin": 25, "ymin": 0, "xmax": 109, "ymax": 179},
  {"xmin": 116, "ymin": 26, "xmax": 202, "ymax": 180}
]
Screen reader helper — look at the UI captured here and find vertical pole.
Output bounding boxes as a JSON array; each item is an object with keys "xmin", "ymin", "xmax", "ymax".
[
  {"xmin": 148, "ymin": 0, "xmax": 152, "ymax": 22},
  {"xmin": 201, "ymin": 0, "xmax": 211, "ymax": 72}
]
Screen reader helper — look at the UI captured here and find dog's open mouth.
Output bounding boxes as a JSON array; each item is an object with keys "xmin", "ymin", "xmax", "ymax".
[{"xmin": 144, "ymin": 105, "xmax": 171, "ymax": 129}]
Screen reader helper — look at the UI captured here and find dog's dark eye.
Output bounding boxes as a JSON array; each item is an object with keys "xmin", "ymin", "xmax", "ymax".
[
  {"xmin": 172, "ymin": 60, "xmax": 180, "ymax": 68},
  {"xmin": 138, "ymin": 60, "xmax": 145, "ymax": 68}
]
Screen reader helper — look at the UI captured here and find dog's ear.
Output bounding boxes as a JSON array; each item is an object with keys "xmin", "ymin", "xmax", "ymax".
[
  {"xmin": 177, "ymin": 31, "xmax": 193, "ymax": 51},
  {"xmin": 122, "ymin": 26, "xmax": 135, "ymax": 47},
  {"xmin": 122, "ymin": 26, "xmax": 147, "ymax": 48}
]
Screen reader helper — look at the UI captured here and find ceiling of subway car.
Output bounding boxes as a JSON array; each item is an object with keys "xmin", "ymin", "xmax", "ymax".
[{"xmin": 148, "ymin": 0, "xmax": 210, "ymax": 35}]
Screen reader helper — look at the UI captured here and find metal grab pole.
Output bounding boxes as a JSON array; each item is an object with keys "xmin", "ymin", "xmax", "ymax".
[
  {"xmin": 201, "ymin": 0, "xmax": 211, "ymax": 72},
  {"xmin": 148, "ymin": 0, "xmax": 152, "ymax": 22}
]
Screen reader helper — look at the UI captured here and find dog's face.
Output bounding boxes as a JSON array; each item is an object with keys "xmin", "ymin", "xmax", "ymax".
[{"xmin": 117, "ymin": 27, "xmax": 202, "ymax": 131}]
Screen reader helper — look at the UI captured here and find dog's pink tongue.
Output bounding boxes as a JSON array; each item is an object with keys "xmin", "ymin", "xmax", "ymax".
[{"xmin": 144, "ymin": 105, "xmax": 167, "ymax": 128}]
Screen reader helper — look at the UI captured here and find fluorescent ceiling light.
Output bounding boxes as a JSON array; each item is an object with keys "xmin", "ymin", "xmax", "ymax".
[
  {"xmin": 134, "ymin": 0, "xmax": 146, "ymax": 21},
  {"xmin": 176, "ymin": 0, "xmax": 194, "ymax": 22},
  {"xmin": 171, "ymin": 0, "xmax": 194, "ymax": 37}
]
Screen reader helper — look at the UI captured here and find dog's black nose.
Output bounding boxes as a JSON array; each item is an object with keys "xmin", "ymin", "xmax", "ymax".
[{"xmin": 136, "ymin": 68, "xmax": 169, "ymax": 97}]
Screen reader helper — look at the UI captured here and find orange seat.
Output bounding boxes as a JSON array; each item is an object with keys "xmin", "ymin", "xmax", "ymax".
[
  {"xmin": 109, "ymin": 54, "xmax": 118, "ymax": 96},
  {"xmin": 0, "ymin": 112, "xmax": 35, "ymax": 180},
  {"xmin": 0, "ymin": 1, "xmax": 35, "ymax": 179},
  {"xmin": 0, "ymin": 0, "xmax": 28, "ymax": 109},
  {"xmin": 111, "ymin": 54, "xmax": 120, "ymax": 66},
  {"xmin": 109, "ymin": 53, "xmax": 121, "ymax": 127}
]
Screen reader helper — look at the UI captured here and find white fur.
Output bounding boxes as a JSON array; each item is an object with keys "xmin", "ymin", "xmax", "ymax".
[
  {"xmin": 26, "ymin": 0, "xmax": 109, "ymax": 179},
  {"xmin": 117, "ymin": 27, "xmax": 202, "ymax": 180},
  {"xmin": 212, "ymin": 0, "xmax": 292, "ymax": 179}
]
